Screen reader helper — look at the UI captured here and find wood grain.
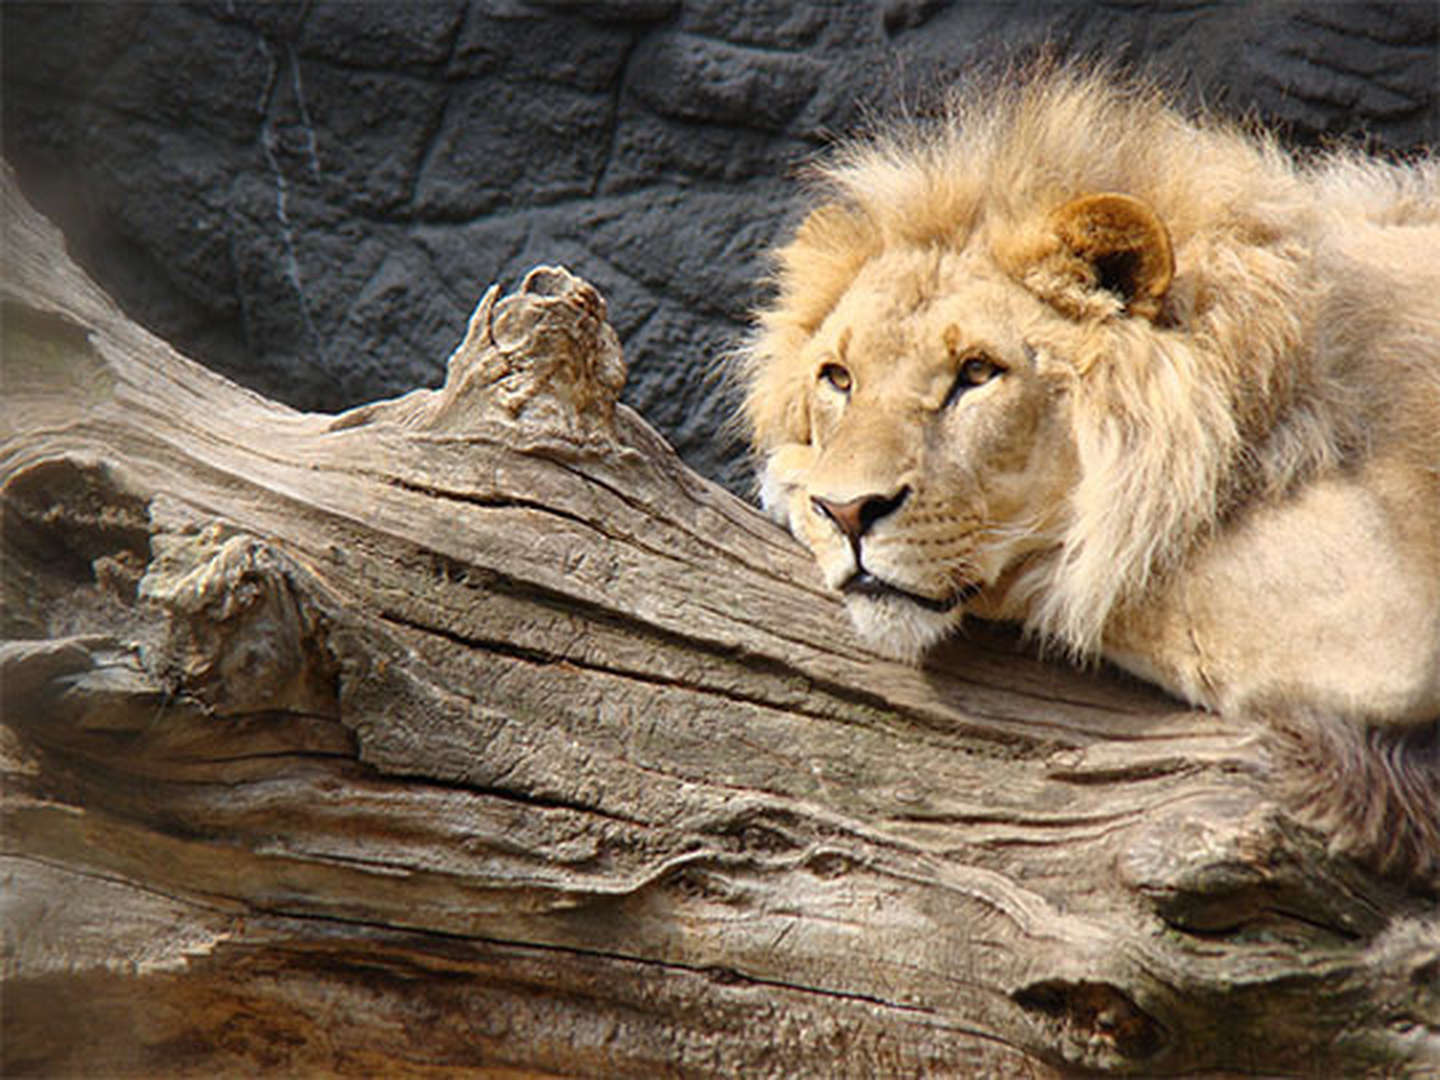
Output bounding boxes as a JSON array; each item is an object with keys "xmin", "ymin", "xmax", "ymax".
[{"xmin": 3, "ymin": 166, "xmax": 1436, "ymax": 1076}]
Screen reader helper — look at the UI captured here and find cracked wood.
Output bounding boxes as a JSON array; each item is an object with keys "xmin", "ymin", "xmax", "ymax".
[{"xmin": 2, "ymin": 167, "xmax": 1437, "ymax": 1077}]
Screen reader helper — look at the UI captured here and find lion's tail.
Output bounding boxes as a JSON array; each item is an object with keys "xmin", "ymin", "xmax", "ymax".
[{"xmin": 1266, "ymin": 709, "xmax": 1439, "ymax": 892}]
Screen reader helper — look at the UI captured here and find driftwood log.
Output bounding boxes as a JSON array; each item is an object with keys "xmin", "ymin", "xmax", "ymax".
[{"xmin": 3, "ymin": 168, "xmax": 1437, "ymax": 1077}]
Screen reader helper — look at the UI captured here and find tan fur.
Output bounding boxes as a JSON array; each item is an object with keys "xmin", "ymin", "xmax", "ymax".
[{"xmin": 738, "ymin": 67, "xmax": 1440, "ymax": 885}]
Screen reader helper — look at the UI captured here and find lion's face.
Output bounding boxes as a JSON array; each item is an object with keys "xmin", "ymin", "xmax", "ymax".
[
  {"xmin": 759, "ymin": 247, "xmax": 1082, "ymax": 661},
  {"xmin": 750, "ymin": 190, "xmax": 1175, "ymax": 660}
]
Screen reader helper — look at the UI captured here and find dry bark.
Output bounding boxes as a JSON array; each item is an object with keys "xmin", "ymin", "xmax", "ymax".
[{"xmin": 2, "ymin": 167, "xmax": 1437, "ymax": 1077}]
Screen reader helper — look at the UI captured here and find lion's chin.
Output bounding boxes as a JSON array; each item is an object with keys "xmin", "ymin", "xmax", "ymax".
[{"xmin": 844, "ymin": 594, "xmax": 961, "ymax": 664}]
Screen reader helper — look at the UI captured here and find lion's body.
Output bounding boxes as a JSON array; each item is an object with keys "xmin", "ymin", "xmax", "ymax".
[{"xmin": 740, "ymin": 69, "xmax": 1440, "ymax": 883}]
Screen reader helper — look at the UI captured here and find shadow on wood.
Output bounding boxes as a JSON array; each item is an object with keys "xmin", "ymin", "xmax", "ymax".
[{"xmin": 3, "ymin": 167, "xmax": 1437, "ymax": 1076}]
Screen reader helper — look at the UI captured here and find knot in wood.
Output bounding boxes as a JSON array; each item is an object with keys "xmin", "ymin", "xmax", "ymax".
[
  {"xmin": 431, "ymin": 265, "xmax": 627, "ymax": 438},
  {"xmin": 1013, "ymin": 979, "xmax": 1165, "ymax": 1066},
  {"xmin": 138, "ymin": 518, "xmax": 338, "ymax": 719}
]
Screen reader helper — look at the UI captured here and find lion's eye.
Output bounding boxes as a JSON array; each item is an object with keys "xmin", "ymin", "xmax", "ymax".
[
  {"xmin": 819, "ymin": 363, "xmax": 853, "ymax": 394},
  {"xmin": 944, "ymin": 355, "xmax": 1001, "ymax": 406}
]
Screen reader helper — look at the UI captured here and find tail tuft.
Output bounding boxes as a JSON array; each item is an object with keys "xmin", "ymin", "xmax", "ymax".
[{"xmin": 1266, "ymin": 710, "xmax": 1439, "ymax": 892}]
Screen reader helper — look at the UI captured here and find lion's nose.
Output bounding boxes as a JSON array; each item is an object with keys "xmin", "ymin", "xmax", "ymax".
[{"xmin": 811, "ymin": 487, "xmax": 910, "ymax": 545}]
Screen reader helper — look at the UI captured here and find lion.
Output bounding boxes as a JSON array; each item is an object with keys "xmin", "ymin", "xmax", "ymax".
[{"xmin": 737, "ymin": 67, "xmax": 1440, "ymax": 886}]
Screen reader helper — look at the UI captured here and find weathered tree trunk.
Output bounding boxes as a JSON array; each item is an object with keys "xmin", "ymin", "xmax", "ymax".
[{"xmin": 2, "ymin": 168, "xmax": 1436, "ymax": 1078}]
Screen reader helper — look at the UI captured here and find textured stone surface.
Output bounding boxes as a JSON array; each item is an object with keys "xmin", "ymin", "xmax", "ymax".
[{"xmin": 4, "ymin": 1, "xmax": 1436, "ymax": 492}]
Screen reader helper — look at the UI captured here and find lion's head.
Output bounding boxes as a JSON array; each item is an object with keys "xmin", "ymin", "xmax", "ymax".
[{"xmin": 740, "ymin": 70, "xmax": 1320, "ymax": 662}]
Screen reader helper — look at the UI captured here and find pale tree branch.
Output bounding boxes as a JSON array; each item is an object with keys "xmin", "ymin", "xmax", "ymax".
[{"xmin": 2, "ymin": 167, "xmax": 1436, "ymax": 1076}]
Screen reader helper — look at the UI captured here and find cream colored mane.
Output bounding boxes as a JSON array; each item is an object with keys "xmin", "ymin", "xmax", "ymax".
[{"xmin": 742, "ymin": 68, "xmax": 1440, "ymax": 658}]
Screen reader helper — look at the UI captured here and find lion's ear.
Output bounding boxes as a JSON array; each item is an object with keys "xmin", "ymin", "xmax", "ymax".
[
  {"xmin": 1050, "ymin": 193, "xmax": 1174, "ymax": 318},
  {"xmin": 1025, "ymin": 193, "xmax": 1174, "ymax": 321}
]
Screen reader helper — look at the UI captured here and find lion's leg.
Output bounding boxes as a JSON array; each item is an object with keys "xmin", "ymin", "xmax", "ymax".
[{"xmin": 1103, "ymin": 464, "xmax": 1440, "ymax": 887}]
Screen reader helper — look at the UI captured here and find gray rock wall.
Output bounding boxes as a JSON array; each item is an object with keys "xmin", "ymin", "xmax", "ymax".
[{"xmin": 4, "ymin": 1, "xmax": 1436, "ymax": 491}]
